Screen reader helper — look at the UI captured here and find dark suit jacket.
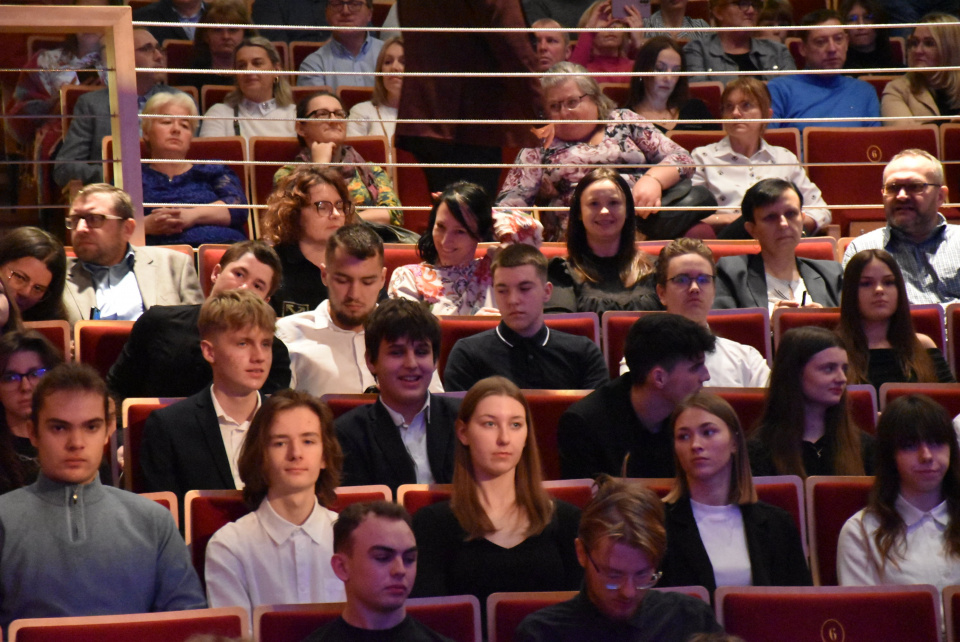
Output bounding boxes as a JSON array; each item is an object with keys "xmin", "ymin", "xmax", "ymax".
[
  {"xmin": 107, "ymin": 304, "xmax": 291, "ymax": 399},
  {"xmin": 140, "ymin": 388, "xmax": 236, "ymax": 505},
  {"xmin": 335, "ymin": 396, "xmax": 460, "ymax": 493},
  {"xmin": 659, "ymin": 497, "xmax": 812, "ymax": 594},
  {"xmin": 714, "ymin": 253, "xmax": 843, "ymax": 310},
  {"xmin": 133, "ymin": 0, "xmax": 205, "ymax": 44}
]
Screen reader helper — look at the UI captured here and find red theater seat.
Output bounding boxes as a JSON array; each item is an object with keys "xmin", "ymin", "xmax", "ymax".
[
  {"xmin": 74, "ymin": 320, "xmax": 134, "ymax": 378},
  {"xmin": 397, "ymin": 479, "xmax": 595, "ymax": 517},
  {"xmin": 804, "ymin": 475, "xmax": 873, "ymax": 586},
  {"xmin": 880, "ymin": 382, "xmax": 960, "ymax": 417},
  {"xmin": 8, "ymin": 607, "xmax": 248, "ymax": 642},
  {"xmin": 23, "ymin": 320, "xmax": 70, "ymax": 360}
]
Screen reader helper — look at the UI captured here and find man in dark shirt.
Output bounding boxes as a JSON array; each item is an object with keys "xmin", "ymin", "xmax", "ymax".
[
  {"xmin": 558, "ymin": 313, "xmax": 714, "ymax": 479},
  {"xmin": 443, "ymin": 245, "xmax": 608, "ymax": 391},
  {"xmin": 302, "ymin": 501, "xmax": 452, "ymax": 642},
  {"xmin": 516, "ymin": 478, "xmax": 722, "ymax": 641}
]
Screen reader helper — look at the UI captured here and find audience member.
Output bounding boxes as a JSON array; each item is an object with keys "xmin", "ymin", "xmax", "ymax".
[
  {"xmin": 516, "ymin": 476, "xmax": 723, "ymax": 641},
  {"xmin": 251, "ymin": 0, "xmax": 330, "ymax": 43},
  {"xmin": 767, "ymin": 10, "xmax": 880, "ymax": 130},
  {"xmin": 134, "ymin": 0, "xmax": 207, "ymax": 43},
  {"xmin": 53, "ymin": 28, "xmax": 173, "ymax": 188},
  {"xmin": 714, "ymin": 179, "xmax": 843, "ymax": 310},
  {"xmin": 346, "ymin": 36, "xmax": 404, "ymax": 140},
  {"xmin": 298, "ymin": 0, "xmax": 383, "ymax": 91},
  {"xmin": 645, "ymin": 0, "xmax": 711, "ymax": 40},
  {"xmin": 444, "ymin": 244, "xmax": 608, "ymax": 391},
  {"xmin": 841, "ymin": 0, "xmax": 900, "ymax": 70},
  {"xmin": 756, "ymin": 0, "xmax": 793, "ymax": 43},
  {"xmin": 842, "ymin": 149, "xmax": 960, "ymax": 306},
  {"xmin": 546, "ymin": 169, "xmax": 658, "ymax": 314},
  {"xmin": 335, "ymin": 299, "xmax": 457, "ymax": 492},
  {"xmin": 881, "ymin": 13, "xmax": 960, "ymax": 126},
  {"xmin": 836, "ymin": 249, "xmax": 953, "ymax": 389},
  {"xmin": 274, "ymin": 90, "xmax": 401, "ymax": 226},
  {"xmin": 412, "ymin": 377, "xmax": 582, "ymax": 627},
  {"xmin": 107, "ymin": 240, "xmax": 290, "ymax": 399},
  {"xmin": 685, "ymin": 0, "xmax": 796, "ymax": 84},
  {"xmin": 140, "ymin": 91, "xmax": 249, "ymax": 246},
  {"xmin": 652, "ymin": 239, "xmax": 771, "ymax": 387},
  {"xmin": 198, "ymin": 37, "xmax": 296, "ymax": 139},
  {"xmin": 260, "ymin": 166, "xmax": 358, "ymax": 317},
  {"xmin": 532, "ymin": 19, "xmax": 573, "ymax": 72},
  {"xmin": 0, "ymin": 226, "xmax": 67, "ymax": 322},
  {"xmin": 0, "ymin": 363, "xmax": 205, "ymax": 633},
  {"xmin": 559, "ymin": 313, "xmax": 715, "ymax": 479},
  {"xmin": 63, "ymin": 183, "xmax": 203, "ymax": 324},
  {"xmin": 748, "ymin": 326, "xmax": 874, "ymax": 477},
  {"xmin": 692, "ymin": 77, "xmax": 831, "ymax": 236},
  {"xmin": 659, "ymin": 392, "xmax": 812, "ymax": 593},
  {"xmin": 140, "ymin": 289, "xmax": 276, "ymax": 504},
  {"xmin": 496, "ymin": 63, "xmax": 711, "ymax": 242},
  {"xmin": 837, "ymin": 394, "xmax": 960, "ymax": 594},
  {"xmin": 389, "ymin": 181, "xmax": 541, "ymax": 315},
  {"xmin": 205, "ymin": 389, "xmax": 346, "ymax": 615},
  {"xmin": 301, "ymin": 501, "xmax": 453, "ymax": 641},
  {"xmin": 626, "ymin": 37, "xmax": 717, "ymax": 134},
  {"xmin": 172, "ymin": 0, "xmax": 258, "ymax": 92},
  {"xmin": 523, "ymin": 0, "xmax": 596, "ymax": 28},
  {"xmin": 569, "ymin": 0, "xmax": 640, "ymax": 84},
  {"xmin": 0, "ymin": 331, "xmax": 63, "ymax": 495}
]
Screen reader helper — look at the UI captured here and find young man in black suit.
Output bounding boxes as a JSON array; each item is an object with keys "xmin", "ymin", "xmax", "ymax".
[{"xmin": 335, "ymin": 298, "xmax": 458, "ymax": 494}]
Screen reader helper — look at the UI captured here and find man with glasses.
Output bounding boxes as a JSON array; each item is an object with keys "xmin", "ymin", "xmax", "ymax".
[
  {"xmin": 843, "ymin": 148, "xmax": 960, "ymax": 306},
  {"xmin": 516, "ymin": 477, "xmax": 722, "ymax": 641},
  {"xmin": 298, "ymin": 0, "xmax": 382, "ymax": 91},
  {"xmin": 62, "ymin": 183, "xmax": 203, "ymax": 325}
]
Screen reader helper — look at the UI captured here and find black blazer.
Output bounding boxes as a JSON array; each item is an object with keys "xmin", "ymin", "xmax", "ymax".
[
  {"xmin": 659, "ymin": 496, "xmax": 812, "ymax": 594},
  {"xmin": 133, "ymin": 0, "xmax": 203, "ymax": 43},
  {"xmin": 335, "ymin": 396, "xmax": 460, "ymax": 493},
  {"xmin": 140, "ymin": 388, "xmax": 236, "ymax": 504},
  {"xmin": 714, "ymin": 254, "xmax": 843, "ymax": 310}
]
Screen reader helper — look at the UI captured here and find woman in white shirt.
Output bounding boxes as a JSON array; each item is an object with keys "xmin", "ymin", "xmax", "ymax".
[
  {"xmin": 346, "ymin": 37, "xmax": 403, "ymax": 141},
  {"xmin": 199, "ymin": 37, "xmax": 296, "ymax": 139},
  {"xmin": 205, "ymin": 389, "xmax": 346, "ymax": 616},
  {"xmin": 658, "ymin": 391, "xmax": 811, "ymax": 595},
  {"xmin": 837, "ymin": 393, "xmax": 960, "ymax": 595}
]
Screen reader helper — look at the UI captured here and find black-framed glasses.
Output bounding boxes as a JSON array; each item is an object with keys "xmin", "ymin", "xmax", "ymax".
[
  {"xmin": 882, "ymin": 182, "xmax": 941, "ymax": 196},
  {"xmin": 5, "ymin": 269, "xmax": 48, "ymax": 299},
  {"xmin": 586, "ymin": 549, "xmax": 662, "ymax": 591},
  {"xmin": 328, "ymin": 0, "xmax": 367, "ymax": 11},
  {"xmin": 307, "ymin": 108, "xmax": 348, "ymax": 120},
  {"xmin": 668, "ymin": 273, "xmax": 715, "ymax": 287},
  {"xmin": 313, "ymin": 200, "xmax": 354, "ymax": 218},
  {"xmin": 65, "ymin": 213, "xmax": 126, "ymax": 230},
  {"xmin": 0, "ymin": 368, "xmax": 48, "ymax": 386},
  {"xmin": 546, "ymin": 93, "xmax": 589, "ymax": 114}
]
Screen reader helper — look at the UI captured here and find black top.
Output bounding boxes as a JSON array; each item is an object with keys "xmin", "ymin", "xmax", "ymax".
[
  {"xmin": 866, "ymin": 347, "xmax": 955, "ymax": 390},
  {"xmin": 546, "ymin": 256, "xmax": 659, "ymax": 315},
  {"xmin": 515, "ymin": 588, "xmax": 722, "ymax": 642},
  {"xmin": 558, "ymin": 375, "xmax": 676, "ymax": 480},
  {"xmin": 935, "ymin": 89, "xmax": 960, "ymax": 117},
  {"xmin": 301, "ymin": 615, "xmax": 453, "ymax": 642},
  {"xmin": 650, "ymin": 98, "xmax": 721, "ymax": 134},
  {"xmin": 270, "ymin": 243, "xmax": 328, "ymax": 317},
  {"xmin": 132, "ymin": 0, "xmax": 205, "ymax": 44},
  {"xmin": 844, "ymin": 43, "xmax": 901, "ymax": 71},
  {"xmin": 747, "ymin": 430, "xmax": 876, "ymax": 478},
  {"xmin": 729, "ymin": 52, "xmax": 759, "ymax": 74},
  {"xmin": 442, "ymin": 321, "xmax": 609, "ymax": 392}
]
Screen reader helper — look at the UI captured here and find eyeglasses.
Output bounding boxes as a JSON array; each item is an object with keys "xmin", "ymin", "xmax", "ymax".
[
  {"xmin": 725, "ymin": 0, "xmax": 762, "ymax": 10},
  {"xmin": 5, "ymin": 270, "xmax": 48, "ymax": 299},
  {"xmin": 306, "ymin": 108, "xmax": 348, "ymax": 120},
  {"xmin": 586, "ymin": 549, "xmax": 662, "ymax": 591},
  {"xmin": 313, "ymin": 200, "xmax": 354, "ymax": 218},
  {"xmin": 882, "ymin": 182, "xmax": 941, "ymax": 196},
  {"xmin": 668, "ymin": 273, "xmax": 715, "ymax": 287},
  {"xmin": 65, "ymin": 213, "xmax": 126, "ymax": 230},
  {"xmin": 846, "ymin": 12, "xmax": 874, "ymax": 23},
  {"xmin": 329, "ymin": 0, "xmax": 367, "ymax": 11},
  {"xmin": 546, "ymin": 93, "xmax": 589, "ymax": 115},
  {"xmin": 134, "ymin": 42, "xmax": 165, "ymax": 56},
  {"xmin": 0, "ymin": 368, "xmax": 48, "ymax": 386}
]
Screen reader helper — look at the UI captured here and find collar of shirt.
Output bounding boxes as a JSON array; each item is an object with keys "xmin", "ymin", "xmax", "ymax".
[
  {"xmin": 496, "ymin": 321, "xmax": 549, "ymax": 348},
  {"xmin": 34, "ymin": 472, "xmax": 106, "ymax": 507},
  {"xmin": 256, "ymin": 495, "xmax": 333, "ymax": 546},
  {"xmin": 896, "ymin": 494, "xmax": 950, "ymax": 529},
  {"xmin": 714, "ymin": 136, "xmax": 776, "ymax": 163},
  {"xmin": 380, "ymin": 392, "xmax": 432, "ymax": 428},
  {"xmin": 172, "ymin": 0, "xmax": 204, "ymax": 21},
  {"xmin": 81, "ymin": 244, "xmax": 135, "ymax": 283},
  {"xmin": 241, "ymin": 97, "xmax": 279, "ymax": 117},
  {"xmin": 210, "ymin": 385, "xmax": 262, "ymax": 427},
  {"xmin": 330, "ymin": 33, "xmax": 373, "ymax": 59},
  {"xmin": 885, "ymin": 214, "xmax": 948, "ymax": 248},
  {"xmin": 313, "ymin": 299, "xmax": 368, "ymax": 335}
]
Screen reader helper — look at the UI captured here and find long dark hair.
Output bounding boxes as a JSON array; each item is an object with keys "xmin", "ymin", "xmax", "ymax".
[
  {"xmin": 0, "ymin": 227, "xmax": 67, "ymax": 322},
  {"xmin": 625, "ymin": 37, "xmax": 690, "ymax": 111},
  {"xmin": 416, "ymin": 181, "xmax": 493, "ymax": 266}
]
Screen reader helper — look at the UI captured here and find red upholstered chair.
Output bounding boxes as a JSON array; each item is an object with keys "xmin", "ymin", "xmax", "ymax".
[
  {"xmin": 795, "ymin": 236, "xmax": 838, "ymax": 261},
  {"xmin": 910, "ymin": 303, "xmax": 947, "ymax": 355},
  {"xmin": 539, "ymin": 243, "xmax": 567, "ymax": 260},
  {"xmin": 345, "ymin": 134, "xmax": 389, "ymax": 168},
  {"xmin": 23, "ymin": 320, "xmax": 70, "ymax": 360},
  {"xmin": 703, "ymin": 239, "xmax": 760, "ymax": 258},
  {"xmin": 880, "ymin": 382, "xmax": 960, "ymax": 417},
  {"xmin": 290, "ymin": 41, "xmax": 327, "ymax": 72},
  {"xmin": 200, "ymin": 84, "xmax": 233, "ymax": 113},
  {"xmin": 7, "ymin": 607, "xmax": 249, "ymax": 642},
  {"xmin": 290, "ymin": 85, "xmax": 334, "ymax": 106},
  {"xmin": 320, "ymin": 393, "xmax": 379, "ymax": 419},
  {"xmin": 688, "ymin": 81, "xmax": 724, "ymax": 118},
  {"xmin": 599, "ymin": 82, "xmax": 629, "ymax": 106},
  {"xmin": 398, "ymin": 479, "xmax": 594, "ymax": 517},
  {"xmin": 942, "ymin": 124, "xmax": 960, "ymax": 198},
  {"xmin": 248, "ymin": 136, "xmax": 301, "ymax": 205},
  {"xmin": 337, "ymin": 85, "xmax": 374, "ymax": 111},
  {"xmin": 122, "ymin": 397, "xmax": 181, "ymax": 493},
  {"xmin": 847, "ymin": 384, "xmax": 879, "ymax": 434},
  {"xmin": 74, "ymin": 320, "xmax": 134, "ymax": 378},
  {"xmin": 715, "ymin": 584, "xmax": 940, "ymax": 642},
  {"xmin": 712, "ymin": 387, "xmax": 767, "ymax": 434},
  {"xmin": 860, "ymin": 74, "xmax": 898, "ymax": 101},
  {"xmin": 772, "ymin": 307, "xmax": 840, "ymax": 350},
  {"xmin": 196, "ymin": 243, "xmax": 229, "ymax": 297},
  {"xmin": 486, "ymin": 591, "xmax": 578, "ymax": 642},
  {"xmin": 140, "ymin": 491, "xmax": 179, "ymax": 530},
  {"xmin": 540, "ymin": 479, "xmax": 596, "ymax": 509},
  {"xmin": 525, "ymin": 389, "xmax": 592, "ymax": 480},
  {"xmin": 383, "ymin": 243, "xmax": 421, "ymax": 288},
  {"xmin": 161, "ymin": 38, "xmax": 193, "ymax": 69},
  {"xmin": 944, "ymin": 585, "xmax": 960, "ymax": 642},
  {"xmin": 804, "ymin": 475, "xmax": 873, "ymax": 586}
]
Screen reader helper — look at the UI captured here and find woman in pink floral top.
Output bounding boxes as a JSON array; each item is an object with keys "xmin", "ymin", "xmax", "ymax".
[
  {"xmin": 388, "ymin": 182, "xmax": 542, "ymax": 316},
  {"xmin": 495, "ymin": 61, "xmax": 715, "ymax": 241}
]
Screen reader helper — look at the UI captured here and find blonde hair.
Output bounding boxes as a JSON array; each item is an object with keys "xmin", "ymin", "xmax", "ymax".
[
  {"xmin": 141, "ymin": 91, "xmax": 199, "ymax": 137},
  {"xmin": 372, "ymin": 36, "xmax": 402, "ymax": 107},
  {"xmin": 198, "ymin": 289, "xmax": 276, "ymax": 339},
  {"xmin": 907, "ymin": 13, "xmax": 960, "ymax": 110},
  {"xmin": 225, "ymin": 37, "xmax": 293, "ymax": 108}
]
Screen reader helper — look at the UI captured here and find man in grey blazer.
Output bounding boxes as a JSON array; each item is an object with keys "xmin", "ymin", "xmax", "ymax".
[
  {"xmin": 714, "ymin": 178, "xmax": 843, "ymax": 311},
  {"xmin": 63, "ymin": 183, "xmax": 203, "ymax": 325}
]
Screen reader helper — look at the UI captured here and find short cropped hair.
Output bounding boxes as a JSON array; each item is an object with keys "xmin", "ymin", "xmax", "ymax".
[
  {"xmin": 218, "ymin": 240, "xmax": 283, "ymax": 297},
  {"xmin": 623, "ymin": 313, "xmax": 716, "ymax": 385},
  {"xmin": 326, "ymin": 224, "xmax": 384, "ymax": 266},
  {"xmin": 531, "ymin": 18, "xmax": 569, "ymax": 48},
  {"xmin": 654, "ymin": 238, "xmax": 715, "ymax": 287},
  {"xmin": 333, "ymin": 501, "xmax": 413, "ymax": 555},
  {"xmin": 364, "ymin": 298, "xmax": 441, "ymax": 364},
  {"xmin": 799, "ymin": 8, "xmax": 842, "ymax": 41},
  {"xmin": 491, "ymin": 243, "xmax": 548, "ymax": 282},
  {"xmin": 141, "ymin": 91, "xmax": 199, "ymax": 136},
  {"xmin": 741, "ymin": 178, "xmax": 804, "ymax": 224},
  {"xmin": 887, "ymin": 148, "xmax": 945, "ymax": 185},
  {"xmin": 73, "ymin": 184, "xmax": 134, "ymax": 220},
  {"xmin": 31, "ymin": 363, "xmax": 110, "ymax": 428},
  {"xmin": 578, "ymin": 475, "xmax": 667, "ymax": 566},
  {"xmin": 198, "ymin": 289, "xmax": 276, "ymax": 340}
]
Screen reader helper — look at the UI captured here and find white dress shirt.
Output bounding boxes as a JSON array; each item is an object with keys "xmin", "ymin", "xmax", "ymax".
[
  {"xmin": 211, "ymin": 387, "xmax": 261, "ymax": 489},
  {"xmin": 381, "ymin": 395, "xmax": 434, "ymax": 484},
  {"xmin": 199, "ymin": 99, "xmax": 296, "ymax": 139},
  {"xmin": 619, "ymin": 335, "xmax": 769, "ymax": 387}
]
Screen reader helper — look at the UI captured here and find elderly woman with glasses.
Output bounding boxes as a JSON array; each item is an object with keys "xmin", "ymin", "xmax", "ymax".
[
  {"xmin": 495, "ymin": 61, "xmax": 714, "ymax": 242},
  {"xmin": 274, "ymin": 90, "xmax": 402, "ymax": 226},
  {"xmin": 684, "ymin": 0, "xmax": 796, "ymax": 85},
  {"xmin": 0, "ymin": 227, "xmax": 67, "ymax": 323}
]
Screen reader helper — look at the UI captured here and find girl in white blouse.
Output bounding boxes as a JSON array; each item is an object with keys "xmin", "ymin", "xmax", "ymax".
[
  {"xmin": 205, "ymin": 390, "xmax": 346, "ymax": 617},
  {"xmin": 346, "ymin": 37, "xmax": 403, "ymax": 141},
  {"xmin": 837, "ymin": 393, "xmax": 960, "ymax": 594}
]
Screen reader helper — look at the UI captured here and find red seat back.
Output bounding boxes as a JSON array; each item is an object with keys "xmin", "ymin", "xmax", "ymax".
[
  {"xmin": 249, "ymin": 136, "xmax": 301, "ymax": 205},
  {"xmin": 337, "ymin": 85, "xmax": 373, "ymax": 111},
  {"xmin": 74, "ymin": 320, "xmax": 135, "ymax": 378},
  {"xmin": 805, "ymin": 476, "xmax": 873, "ymax": 586},
  {"xmin": 23, "ymin": 320, "xmax": 70, "ymax": 360},
  {"xmin": 319, "ymin": 393, "xmax": 379, "ymax": 420},
  {"xmin": 123, "ymin": 398, "xmax": 180, "ymax": 493},
  {"xmin": 8, "ymin": 608, "xmax": 247, "ymax": 642},
  {"xmin": 880, "ymin": 382, "xmax": 960, "ymax": 418},
  {"xmin": 196, "ymin": 244, "xmax": 229, "ymax": 297}
]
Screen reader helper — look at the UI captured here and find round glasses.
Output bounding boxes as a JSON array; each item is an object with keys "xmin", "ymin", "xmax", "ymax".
[{"xmin": 586, "ymin": 549, "xmax": 662, "ymax": 591}]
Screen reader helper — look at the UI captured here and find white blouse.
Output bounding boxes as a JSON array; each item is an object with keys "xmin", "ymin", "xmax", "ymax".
[
  {"xmin": 346, "ymin": 101, "xmax": 397, "ymax": 140},
  {"xmin": 199, "ymin": 98, "xmax": 297, "ymax": 139},
  {"xmin": 691, "ymin": 499, "xmax": 753, "ymax": 587}
]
